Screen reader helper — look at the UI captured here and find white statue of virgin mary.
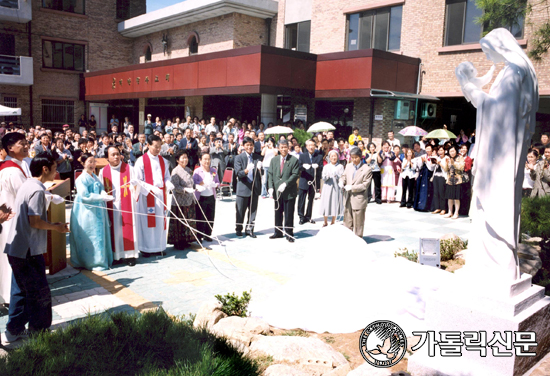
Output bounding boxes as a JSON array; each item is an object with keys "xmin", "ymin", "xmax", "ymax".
[{"xmin": 456, "ymin": 28, "xmax": 539, "ymax": 284}]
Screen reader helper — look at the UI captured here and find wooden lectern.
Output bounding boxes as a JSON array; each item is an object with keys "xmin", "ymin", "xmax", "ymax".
[{"xmin": 46, "ymin": 179, "xmax": 70, "ymax": 275}]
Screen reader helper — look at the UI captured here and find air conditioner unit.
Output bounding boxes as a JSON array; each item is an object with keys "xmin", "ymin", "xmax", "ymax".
[
  {"xmin": 394, "ymin": 100, "xmax": 411, "ymax": 120},
  {"xmin": 422, "ymin": 103, "xmax": 437, "ymax": 118}
]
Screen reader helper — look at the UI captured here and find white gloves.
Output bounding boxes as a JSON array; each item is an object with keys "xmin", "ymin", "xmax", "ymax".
[
  {"xmin": 277, "ymin": 182, "xmax": 287, "ymax": 193},
  {"xmin": 151, "ymin": 187, "xmax": 163, "ymax": 196},
  {"xmin": 256, "ymin": 161, "xmax": 262, "ymax": 169},
  {"xmin": 338, "ymin": 180, "xmax": 344, "ymax": 189},
  {"xmin": 303, "ymin": 163, "xmax": 311, "ymax": 170},
  {"xmin": 268, "ymin": 188, "xmax": 274, "ymax": 196},
  {"xmin": 247, "ymin": 163, "xmax": 254, "ymax": 171},
  {"xmin": 196, "ymin": 185, "xmax": 206, "ymax": 192},
  {"xmin": 184, "ymin": 187, "xmax": 195, "ymax": 193},
  {"xmin": 311, "ymin": 163, "xmax": 319, "ymax": 169},
  {"xmin": 208, "ymin": 181, "xmax": 218, "ymax": 189},
  {"xmin": 129, "ymin": 178, "xmax": 139, "ymax": 186},
  {"xmin": 165, "ymin": 181, "xmax": 175, "ymax": 192},
  {"xmin": 100, "ymin": 191, "xmax": 115, "ymax": 202},
  {"xmin": 344, "ymin": 185, "xmax": 352, "ymax": 192},
  {"xmin": 51, "ymin": 194, "xmax": 64, "ymax": 205}
]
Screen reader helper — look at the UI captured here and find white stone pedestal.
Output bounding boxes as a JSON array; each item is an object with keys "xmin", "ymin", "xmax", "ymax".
[{"xmin": 408, "ymin": 273, "xmax": 550, "ymax": 376}]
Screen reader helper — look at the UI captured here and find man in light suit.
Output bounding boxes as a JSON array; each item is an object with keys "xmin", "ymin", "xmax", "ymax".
[
  {"xmin": 234, "ymin": 137, "xmax": 262, "ymax": 237},
  {"xmin": 297, "ymin": 139, "xmax": 323, "ymax": 224},
  {"xmin": 268, "ymin": 139, "xmax": 301, "ymax": 243},
  {"xmin": 340, "ymin": 147, "xmax": 372, "ymax": 237}
]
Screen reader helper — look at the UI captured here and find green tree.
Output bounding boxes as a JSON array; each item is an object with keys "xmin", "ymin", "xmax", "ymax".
[{"xmin": 475, "ymin": 0, "xmax": 550, "ymax": 61}]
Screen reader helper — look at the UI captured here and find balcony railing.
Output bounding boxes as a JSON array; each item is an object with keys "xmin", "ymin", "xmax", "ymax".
[
  {"xmin": 0, "ymin": 0, "xmax": 31, "ymax": 22},
  {"xmin": 0, "ymin": 55, "xmax": 21, "ymax": 75},
  {"xmin": 0, "ymin": 0, "xmax": 19, "ymax": 9},
  {"xmin": 0, "ymin": 55, "xmax": 33, "ymax": 86}
]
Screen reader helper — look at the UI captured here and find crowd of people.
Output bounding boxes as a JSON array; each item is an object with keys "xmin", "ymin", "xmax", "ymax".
[{"xmin": 0, "ymin": 114, "xmax": 549, "ymax": 343}]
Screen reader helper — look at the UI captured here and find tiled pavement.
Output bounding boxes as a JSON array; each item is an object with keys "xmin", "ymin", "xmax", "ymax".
[{"xmin": 1, "ymin": 195, "xmax": 472, "ymax": 332}]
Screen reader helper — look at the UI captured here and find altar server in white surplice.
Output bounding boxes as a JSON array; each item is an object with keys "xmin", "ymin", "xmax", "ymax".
[
  {"xmin": 98, "ymin": 146, "xmax": 139, "ymax": 266},
  {"xmin": 133, "ymin": 135, "xmax": 172, "ymax": 257},
  {"xmin": 0, "ymin": 133, "xmax": 31, "ymax": 304}
]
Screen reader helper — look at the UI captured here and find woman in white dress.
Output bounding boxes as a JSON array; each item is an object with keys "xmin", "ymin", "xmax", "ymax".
[{"xmin": 319, "ymin": 150, "xmax": 344, "ymax": 227}]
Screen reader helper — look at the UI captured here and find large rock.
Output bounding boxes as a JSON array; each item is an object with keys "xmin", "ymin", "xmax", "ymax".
[
  {"xmin": 440, "ymin": 233, "xmax": 459, "ymax": 241},
  {"xmin": 518, "ymin": 243, "xmax": 542, "ymax": 276},
  {"xmin": 264, "ymin": 364, "xmax": 311, "ymax": 376},
  {"xmin": 346, "ymin": 363, "xmax": 392, "ymax": 376},
  {"xmin": 210, "ymin": 316, "xmax": 270, "ymax": 347},
  {"xmin": 250, "ymin": 336, "xmax": 350, "ymax": 375},
  {"xmin": 193, "ymin": 301, "xmax": 226, "ymax": 329}
]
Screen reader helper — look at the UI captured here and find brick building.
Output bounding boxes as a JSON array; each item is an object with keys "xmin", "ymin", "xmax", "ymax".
[
  {"xmin": 2, "ymin": 0, "xmax": 550, "ymax": 144},
  {"xmin": 0, "ymin": 0, "xmax": 145, "ymax": 130}
]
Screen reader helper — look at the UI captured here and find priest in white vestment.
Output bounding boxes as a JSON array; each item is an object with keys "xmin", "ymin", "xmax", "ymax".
[
  {"xmin": 98, "ymin": 146, "xmax": 139, "ymax": 265},
  {"xmin": 0, "ymin": 133, "xmax": 31, "ymax": 304},
  {"xmin": 133, "ymin": 135, "xmax": 172, "ymax": 256}
]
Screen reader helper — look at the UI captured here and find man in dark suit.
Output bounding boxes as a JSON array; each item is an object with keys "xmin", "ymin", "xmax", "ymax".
[
  {"xmin": 234, "ymin": 137, "xmax": 262, "ymax": 238},
  {"xmin": 254, "ymin": 132, "xmax": 266, "ymax": 160},
  {"xmin": 131, "ymin": 134, "xmax": 147, "ymax": 166},
  {"xmin": 179, "ymin": 128, "xmax": 199, "ymax": 169},
  {"xmin": 297, "ymin": 139, "xmax": 323, "ymax": 225},
  {"xmin": 268, "ymin": 139, "xmax": 300, "ymax": 243}
]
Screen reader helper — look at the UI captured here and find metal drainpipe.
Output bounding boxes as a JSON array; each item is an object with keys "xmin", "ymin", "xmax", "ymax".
[
  {"xmin": 414, "ymin": 61, "xmax": 423, "ymax": 127},
  {"xmin": 28, "ymin": 20, "xmax": 33, "ymax": 128}
]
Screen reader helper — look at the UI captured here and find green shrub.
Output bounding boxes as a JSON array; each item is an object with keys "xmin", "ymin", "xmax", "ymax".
[
  {"xmin": 215, "ymin": 290, "xmax": 251, "ymax": 317},
  {"xmin": 521, "ymin": 196, "xmax": 550, "ymax": 239},
  {"xmin": 292, "ymin": 128, "xmax": 313, "ymax": 146},
  {"xmin": 394, "ymin": 248, "xmax": 418, "ymax": 262},
  {"xmin": 440, "ymin": 238, "xmax": 468, "ymax": 261},
  {"xmin": 521, "ymin": 196, "xmax": 550, "ymax": 295},
  {"xmin": 0, "ymin": 309, "xmax": 260, "ymax": 376}
]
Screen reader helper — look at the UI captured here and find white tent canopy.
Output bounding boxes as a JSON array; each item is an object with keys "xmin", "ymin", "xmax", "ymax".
[{"xmin": 0, "ymin": 104, "xmax": 21, "ymax": 116}]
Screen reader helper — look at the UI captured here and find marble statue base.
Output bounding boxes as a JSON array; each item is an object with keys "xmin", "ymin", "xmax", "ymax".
[{"xmin": 408, "ymin": 273, "xmax": 550, "ymax": 376}]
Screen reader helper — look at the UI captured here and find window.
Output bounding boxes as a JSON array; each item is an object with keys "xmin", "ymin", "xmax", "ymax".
[
  {"xmin": 444, "ymin": 0, "xmax": 524, "ymax": 46},
  {"xmin": 285, "ymin": 21, "xmax": 311, "ymax": 53},
  {"xmin": 116, "ymin": 0, "xmax": 130, "ymax": 19},
  {"xmin": 42, "ymin": 0, "xmax": 85, "ymax": 14},
  {"xmin": 0, "ymin": 33, "xmax": 15, "ymax": 56},
  {"xmin": 42, "ymin": 40, "xmax": 85, "ymax": 71},
  {"xmin": 42, "ymin": 99, "xmax": 75, "ymax": 130},
  {"xmin": 3, "ymin": 97, "xmax": 18, "ymax": 123},
  {"xmin": 0, "ymin": 0, "xmax": 19, "ymax": 9},
  {"xmin": 145, "ymin": 45, "xmax": 152, "ymax": 61},
  {"xmin": 189, "ymin": 36, "xmax": 198, "ymax": 55},
  {"xmin": 347, "ymin": 6, "xmax": 402, "ymax": 52}
]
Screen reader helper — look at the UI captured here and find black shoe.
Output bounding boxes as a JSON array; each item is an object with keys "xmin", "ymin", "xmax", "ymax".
[
  {"xmin": 140, "ymin": 252, "xmax": 151, "ymax": 258},
  {"xmin": 246, "ymin": 231, "xmax": 257, "ymax": 238},
  {"xmin": 204, "ymin": 237, "xmax": 212, "ymax": 242},
  {"xmin": 299, "ymin": 219, "xmax": 306, "ymax": 225},
  {"xmin": 127, "ymin": 258, "xmax": 136, "ymax": 267},
  {"xmin": 309, "ymin": 220, "xmax": 315, "ymax": 224},
  {"xmin": 269, "ymin": 234, "xmax": 284, "ymax": 239},
  {"xmin": 286, "ymin": 236, "xmax": 295, "ymax": 243},
  {"xmin": 407, "ymin": 205, "xmax": 413, "ymax": 209},
  {"xmin": 376, "ymin": 201, "xmax": 382, "ymax": 205},
  {"xmin": 399, "ymin": 203, "xmax": 406, "ymax": 208},
  {"xmin": 236, "ymin": 231, "xmax": 243, "ymax": 237}
]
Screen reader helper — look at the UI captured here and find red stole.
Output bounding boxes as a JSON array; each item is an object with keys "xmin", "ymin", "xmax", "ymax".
[
  {"xmin": 102, "ymin": 163, "xmax": 135, "ymax": 252},
  {"xmin": 142, "ymin": 153, "xmax": 166, "ymax": 229},
  {"xmin": 0, "ymin": 160, "xmax": 28, "ymax": 178}
]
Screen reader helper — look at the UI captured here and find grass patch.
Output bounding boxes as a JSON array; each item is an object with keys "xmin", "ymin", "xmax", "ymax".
[
  {"xmin": 0, "ymin": 309, "xmax": 260, "ymax": 376},
  {"xmin": 323, "ymin": 336, "xmax": 335, "ymax": 344},
  {"xmin": 394, "ymin": 248, "xmax": 418, "ymax": 262},
  {"xmin": 281, "ymin": 329, "xmax": 310, "ymax": 337}
]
